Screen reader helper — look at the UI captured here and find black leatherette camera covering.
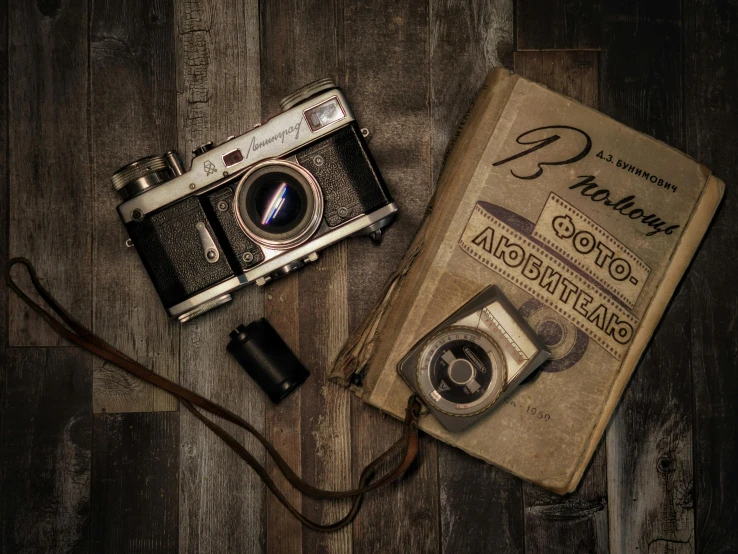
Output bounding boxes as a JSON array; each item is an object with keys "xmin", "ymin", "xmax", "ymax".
[
  {"xmin": 125, "ymin": 197, "xmax": 234, "ymax": 308},
  {"xmin": 297, "ymin": 123, "xmax": 391, "ymax": 226},
  {"xmin": 126, "ymin": 122, "xmax": 393, "ymax": 309},
  {"xmin": 206, "ymin": 186, "xmax": 265, "ymax": 269}
]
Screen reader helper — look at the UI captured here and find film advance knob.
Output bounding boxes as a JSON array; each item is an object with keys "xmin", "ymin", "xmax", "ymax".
[{"xmin": 111, "ymin": 154, "xmax": 173, "ymax": 201}]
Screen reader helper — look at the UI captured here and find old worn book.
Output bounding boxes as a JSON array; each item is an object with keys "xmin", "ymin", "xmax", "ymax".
[{"xmin": 329, "ymin": 68, "xmax": 724, "ymax": 493}]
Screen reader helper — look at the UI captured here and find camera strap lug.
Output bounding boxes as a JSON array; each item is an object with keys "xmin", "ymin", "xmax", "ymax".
[{"xmin": 369, "ymin": 229, "xmax": 383, "ymax": 244}]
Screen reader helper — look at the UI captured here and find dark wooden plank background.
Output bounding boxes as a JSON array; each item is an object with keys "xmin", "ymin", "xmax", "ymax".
[{"xmin": 2, "ymin": 0, "xmax": 736, "ymax": 552}]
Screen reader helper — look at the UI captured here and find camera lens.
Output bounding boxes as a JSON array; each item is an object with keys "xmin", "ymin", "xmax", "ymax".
[
  {"xmin": 251, "ymin": 175, "xmax": 305, "ymax": 231},
  {"xmin": 235, "ymin": 160, "xmax": 323, "ymax": 249}
]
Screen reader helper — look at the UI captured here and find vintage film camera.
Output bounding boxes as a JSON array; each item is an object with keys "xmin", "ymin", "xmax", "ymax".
[
  {"xmin": 398, "ymin": 287, "xmax": 550, "ymax": 432},
  {"xmin": 111, "ymin": 79, "xmax": 397, "ymax": 322}
]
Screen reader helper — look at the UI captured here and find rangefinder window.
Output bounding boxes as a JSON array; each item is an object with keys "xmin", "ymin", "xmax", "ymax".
[
  {"xmin": 222, "ymin": 148, "xmax": 244, "ymax": 167},
  {"xmin": 304, "ymin": 97, "xmax": 345, "ymax": 131}
]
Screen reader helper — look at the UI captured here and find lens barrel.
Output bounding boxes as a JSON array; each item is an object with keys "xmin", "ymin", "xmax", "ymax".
[{"xmin": 234, "ymin": 160, "xmax": 323, "ymax": 249}]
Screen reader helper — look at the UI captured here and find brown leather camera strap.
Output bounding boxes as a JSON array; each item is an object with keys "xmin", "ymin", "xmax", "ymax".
[{"xmin": 5, "ymin": 257, "xmax": 423, "ymax": 532}]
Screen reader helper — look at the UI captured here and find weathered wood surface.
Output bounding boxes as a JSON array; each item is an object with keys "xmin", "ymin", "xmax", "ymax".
[
  {"xmin": 513, "ymin": 50, "xmax": 598, "ymax": 109},
  {"xmin": 684, "ymin": 0, "xmax": 738, "ymax": 552},
  {"xmin": 175, "ymin": 2, "xmax": 265, "ymax": 554},
  {"xmin": 91, "ymin": 412, "xmax": 179, "ymax": 553},
  {"xmin": 516, "ymin": 0, "xmax": 602, "ymax": 51},
  {"xmin": 1, "ymin": 348, "xmax": 92, "ymax": 553},
  {"xmin": 515, "ymin": 49, "xmax": 609, "ymax": 554},
  {"xmin": 600, "ymin": 2, "xmax": 696, "ymax": 552},
  {"xmin": 0, "ymin": 0, "xmax": 7, "ymax": 352},
  {"xmin": 256, "ymin": 5, "xmax": 309, "ymax": 545},
  {"xmin": 2, "ymin": 0, "xmax": 737, "ymax": 553},
  {"xmin": 7, "ymin": 0, "xmax": 91, "ymax": 346},
  {"xmin": 435, "ymin": 4, "xmax": 522, "ymax": 554},
  {"xmin": 258, "ymin": 4, "xmax": 306, "ymax": 543},
  {"xmin": 89, "ymin": 0, "xmax": 179, "ymax": 414},
  {"xmin": 346, "ymin": 1, "xmax": 443, "ymax": 553},
  {"xmin": 259, "ymin": 2, "xmax": 352, "ymax": 552}
]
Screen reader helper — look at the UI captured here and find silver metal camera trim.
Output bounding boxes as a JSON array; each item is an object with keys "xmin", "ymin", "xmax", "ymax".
[
  {"xmin": 117, "ymin": 89, "xmax": 355, "ymax": 224},
  {"xmin": 233, "ymin": 159, "xmax": 324, "ymax": 250},
  {"xmin": 168, "ymin": 202, "xmax": 398, "ymax": 320},
  {"xmin": 415, "ymin": 325, "xmax": 507, "ymax": 417}
]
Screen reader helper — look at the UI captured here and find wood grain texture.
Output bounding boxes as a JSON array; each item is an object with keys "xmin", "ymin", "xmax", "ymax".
[
  {"xmin": 2, "ymin": 348, "xmax": 91, "ymax": 554},
  {"xmin": 2, "ymin": 1, "xmax": 738, "ymax": 552},
  {"xmin": 432, "ymin": 3, "xmax": 522, "ymax": 554},
  {"xmin": 345, "ymin": 0, "xmax": 435, "ymax": 316},
  {"xmin": 1, "ymin": 5, "xmax": 7, "ymax": 542},
  {"xmin": 91, "ymin": 412, "xmax": 178, "ymax": 553},
  {"xmin": 513, "ymin": 50, "xmax": 598, "ymax": 108},
  {"xmin": 684, "ymin": 1, "xmax": 738, "ymax": 551},
  {"xmin": 514, "ymin": 49, "xmax": 608, "ymax": 554},
  {"xmin": 0, "ymin": 0, "xmax": 7, "ymax": 539},
  {"xmin": 524, "ymin": 443, "xmax": 609, "ymax": 554},
  {"xmin": 344, "ymin": 1, "xmax": 440, "ymax": 552},
  {"xmin": 250, "ymin": 0, "xmax": 306, "ymax": 524},
  {"xmin": 298, "ymin": 245, "xmax": 353, "ymax": 554},
  {"xmin": 260, "ymin": 1, "xmax": 352, "ymax": 551},
  {"xmin": 89, "ymin": 0, "xmax": 179, "ymax": 413},
  {"xmin": 263, "ymin": 276, "xmax": 302, "ymax": 554},
  {"xmin": 174, "ymin": 1, "xmax": 266, "ymax": 553},
  {"xmin": 606, "ymin": 293, "xmax": 695, "ymax": 553},
  {"xmin": 600, "ymin": 3, "xmax": 694, "ymax": 551},
  {"xmin": 430, "ymin": 0, "xmax": 514, "ymax": 184},
  {"xmin": 516, "ymin": 0, "xmax": 602, "ymax": 51},
  {"xmin": 7, "ymin": 0, "xmax": 91, "ymax": 346},
  {"xmin": 440, "ymin": 444, "xmax": 525, "ymax": 554},
  {"xmin": 599, "ymin": 0, "xmax": 684, "ymax": 143},
  {"xmin": 0, "ymin": 0, "xmax": 7, "ymax": 351}
]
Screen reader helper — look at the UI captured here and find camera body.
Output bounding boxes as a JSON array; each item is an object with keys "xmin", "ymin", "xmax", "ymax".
[
  {"xmin": 398, "ymin": 286, "xmax": 550, "ymax": 432},
  {"xmin": 112, "ymin": 79, "xmax": 397, "ymax": 322}
]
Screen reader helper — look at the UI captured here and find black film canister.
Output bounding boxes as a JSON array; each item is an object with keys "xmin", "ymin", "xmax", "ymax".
[{"xmin": 226, "ymin": 318, "xmax": 309, "ymax": 404}]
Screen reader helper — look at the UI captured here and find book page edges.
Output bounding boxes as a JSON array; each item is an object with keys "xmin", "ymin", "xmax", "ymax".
[
  {"xmin": 329, "ymin": 68, "xmax": 519, "ymax": 390},
  {"xmin": 556, "ymin": 172, "xmax": 725, "ymax": 494},
  {"xmin": 357, "ymin": 173, "xmax": 724, "ymax": 495},
  {"xmin": 330, "ymin": 66, "xmax": 725, "ymax": 495}
]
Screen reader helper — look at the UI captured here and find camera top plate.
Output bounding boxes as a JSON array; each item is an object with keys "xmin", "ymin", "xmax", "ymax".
[{"xmin": 117, "ymin": 88, "xmax": 355, "ymax": 224}]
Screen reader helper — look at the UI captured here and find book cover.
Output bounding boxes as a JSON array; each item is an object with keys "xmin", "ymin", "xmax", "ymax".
[{"xmin": 330, "ymin": 68, "xmax": 724, "ymax": 493}]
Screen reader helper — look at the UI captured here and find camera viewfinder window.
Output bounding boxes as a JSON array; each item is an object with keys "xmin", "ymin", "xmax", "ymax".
[
  {"xmin": 304, "ymin": 98, "xmax": 345, "ymax": 132},
  {"xmin": 222, "ymin": 149, "xmax": 244, "ymax": 167}
]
